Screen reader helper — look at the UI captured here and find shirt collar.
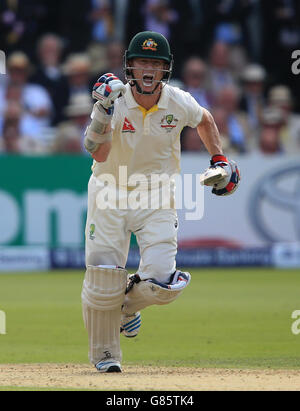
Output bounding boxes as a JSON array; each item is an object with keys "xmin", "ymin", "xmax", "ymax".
[
  {"xmin": 124, "ymin": 83, "xmax": 139, "ymax": 109},
  {"xmin": 157, "ymin": 84, "xmax": 170, "ymax": 109},
  {"xmin": 124, "ymin": 83, "xmax": 170, "ymax": 110}
]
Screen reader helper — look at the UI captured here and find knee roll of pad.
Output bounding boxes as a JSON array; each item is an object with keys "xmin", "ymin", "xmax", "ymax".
[{"xmin": 82, "ymin": 265, "xmax": 128, "ymax": 311}]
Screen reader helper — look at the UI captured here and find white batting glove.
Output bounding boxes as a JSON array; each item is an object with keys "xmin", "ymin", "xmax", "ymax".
[
  {"xmin": 200, "ymin": 154, "xmax": 241, "ymax": 196},
  {"xmin": 92, "ymin": 73, "xmax": 126, "ymax": 114}
]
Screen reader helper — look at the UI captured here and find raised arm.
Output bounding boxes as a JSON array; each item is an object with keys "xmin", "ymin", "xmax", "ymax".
[{"xmin": 84, "ymin": 73, "xmax": 126, "ymax": 162}]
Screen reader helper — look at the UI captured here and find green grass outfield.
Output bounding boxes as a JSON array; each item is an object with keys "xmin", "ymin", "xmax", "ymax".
[{"xmin": 0, "ymin": 268, "xmax": 299, "ymax": 369}]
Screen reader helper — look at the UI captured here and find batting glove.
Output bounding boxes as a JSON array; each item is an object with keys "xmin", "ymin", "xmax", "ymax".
[
  {"xmin": 92, "ymin": 73, "xmax": 126, "ymax": 114},
  {"xmin": 200, "ymin": 154, "xmax": 241, "ymax": 196}
]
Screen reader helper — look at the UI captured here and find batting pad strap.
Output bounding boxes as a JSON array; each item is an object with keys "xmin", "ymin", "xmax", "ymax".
[{"xmin": 82, "ymin": 265, "xmax": 127, "ymax": 311}]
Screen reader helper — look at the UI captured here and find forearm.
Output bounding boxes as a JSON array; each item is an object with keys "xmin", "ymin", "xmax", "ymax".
[
  {"xmin": 85, "ymin": 122, "xmax": 112, "ymax": 162},
  {"xmin": 91, "ymin": 140, "xmax": 112, "ymax": 162},
  {"xmin": 86, "ymin": 72, "xmax": 126, "ymax": 161},
  {"xmin": 84, "ymin": 102, "xmax": 113, "ymax": 158},
  {"xmin": 196, "ymin": 108, "xmax": 223, "ymax": 156}
]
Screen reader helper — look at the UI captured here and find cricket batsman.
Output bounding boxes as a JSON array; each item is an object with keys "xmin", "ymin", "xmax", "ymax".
[{"xmin": 81, "ymin": 31, "xmax": 240, "ymax": 372}]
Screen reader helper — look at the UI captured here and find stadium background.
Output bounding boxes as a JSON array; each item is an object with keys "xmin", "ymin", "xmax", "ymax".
[{"xmin": 1, "ymin": 0, "xmax": 299, "ymax": 271}]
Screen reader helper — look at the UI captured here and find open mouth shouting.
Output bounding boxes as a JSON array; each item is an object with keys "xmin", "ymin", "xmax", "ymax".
[{"xmin": 142, "ymin": 74, "xmax": 155, "ymax": 87}]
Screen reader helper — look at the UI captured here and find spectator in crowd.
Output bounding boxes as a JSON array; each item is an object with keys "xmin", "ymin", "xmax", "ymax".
[
  {"xmin": 1, "ymin": 101, "xmax": 45, "ymax": 154},
  {"xmin": 31, "ymin": 33, "xmax": 68, "ymax": 125},
  {"xmin": 63, "ymin": 54, "xmax": 92, "ymax": 95},
  {"xmin": 214, "ymin": 85, "xmax": 248, "ymax": 153},
  {"xmin": 239, "ymin": 64, "xmax": 266, "ymax": 134},
  {"xmin": 0, "ymin": 102, "xmax": 22, "ymax": 153},
  {"xmin": 0, "ymin": 52, "xmax": 52, "ymax": 143},
  {"xmin": 0, "ymin": 1, "xmax": 300, "ymax": 156},
  {"xmin": 123, "ymin": 0, "xmax": 147, "ymax": 47},
  {"xmin": 206, "ymin": 41, "xmax": 237, "ymax": 98},
  {"xmin": 169, "ymin": 0, "xmax": 211, "ymax": 62},
  {"xmin": 89, "ymin": 0, "xmax": 114, "ymax": 43},
  {"xmin": 0, "ymin": 83, "xmax": 22, "ymax": 137},
  {"xmin": 181, "ymin": 97, "xmax": 247, "ymax": 155},
  {"xmin": 268, "ymin": 85, "xmax": 300, "ymax": 153},
  {"xmin": 261, "ymin": 0, "xmax": 300, "ymax": 112},
  {"xmin": 101, "ymin": 40, "xmax": 126, "ymax": 82},
  {"xmin": 181, "ymin": 126, "xmax": 205, "ymax": 152},
  {"xmin": 258, "ymin": 107, "xmax": 285, "ymax": 154},
  {"xmin": 209, "ymin": 0, "xmax": 263, "ymax": 62},
  {"xmin": 52, "ymin": 93, "xmax": 93, "ymax": 153},
  {"xmin": 144, "ymin": 0, "xmax": 178, "ymax": 41},
  {"xmin": 182, "ymin": 57, "xmax": 211, "ymax": 109},
  {"xmin": 2, "ymin": 83, "xmax": 23, "ymax": 107},
  {"xmin": 62, "ymin": 53, "xmax": 93, "ymax": 116},
  {"xmin": 58, "ymin": 0, "xmax": 92, "ymax": 53},
  {"xmin": 210, "ymin": 106, "xmax": 240, "ymax": 154},
  {"xmin": 0, "ymin": 0, "xmax": 52, "ymax": 58},
  {"xmin": 262, "ymin": 1, "xmax": 300, "ymax": 75}
]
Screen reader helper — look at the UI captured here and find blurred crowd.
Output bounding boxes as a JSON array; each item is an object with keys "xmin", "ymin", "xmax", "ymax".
[{"xmin": 1, "ymin": 0, "xmax": 300, "ymax": 155}]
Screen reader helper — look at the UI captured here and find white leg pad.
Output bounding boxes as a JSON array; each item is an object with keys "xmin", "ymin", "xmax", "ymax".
[
  {"xmin": 122, "ymin": 272, "xmax": 190, "ymax": 315},
  {"xmin": 81, "ymin": 265, "xmax": 127, "ymax": 365}
]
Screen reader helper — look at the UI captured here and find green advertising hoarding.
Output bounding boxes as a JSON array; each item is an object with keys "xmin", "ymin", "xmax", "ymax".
[{"xmin": 0, "ymin": 155, "xmax": 92, "ymax": 247}]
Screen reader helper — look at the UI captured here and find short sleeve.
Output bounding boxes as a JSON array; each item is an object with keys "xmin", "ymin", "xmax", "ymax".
[
  {"xmin": 174, "ymin": 89, "xmax": 203, "ymax": 128},
  {"xmin": 184, "ymin": 91, "xmax": 204, "ymax": 128}
]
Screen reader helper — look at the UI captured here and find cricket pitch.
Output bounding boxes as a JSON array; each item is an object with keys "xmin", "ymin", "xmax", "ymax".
[{"xmin": 0, "ymin": 363, "xmax": 300, "ymax": 391}]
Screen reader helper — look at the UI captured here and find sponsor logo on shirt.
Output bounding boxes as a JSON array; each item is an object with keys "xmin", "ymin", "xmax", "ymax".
[{"xmin": 122, "ymin": 117, "xmax": 136, "ymax": 133}]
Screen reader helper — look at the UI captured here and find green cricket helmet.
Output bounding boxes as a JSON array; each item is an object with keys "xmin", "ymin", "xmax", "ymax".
[{"xmin": 124, "ymin": 31, "xmax": 173, "ymax": 93}]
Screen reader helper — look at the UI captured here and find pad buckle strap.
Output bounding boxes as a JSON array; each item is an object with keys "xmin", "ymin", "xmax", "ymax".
[{"xmin": 125, "ymin": 274, "xmax": 141, "ymax": 295}]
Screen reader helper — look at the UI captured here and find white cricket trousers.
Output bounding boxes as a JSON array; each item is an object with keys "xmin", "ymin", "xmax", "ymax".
[{"xmin": 85, "ymin": 175, "xmax": 178, "ymax": 283}]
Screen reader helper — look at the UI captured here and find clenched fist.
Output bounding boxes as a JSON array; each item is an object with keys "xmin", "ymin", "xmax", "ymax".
[{"xmin": 92, "ymin": 73, "xmax": 126, "ymax": 114}]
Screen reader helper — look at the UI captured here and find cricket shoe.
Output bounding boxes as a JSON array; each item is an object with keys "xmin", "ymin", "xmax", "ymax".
[
  {"xmin": 95, "ymin": 359, "xmax": 122, "ymax": 373},
  {"xmin": 120, "ymin": 312, "xmax": 141, "ymax": 338}
]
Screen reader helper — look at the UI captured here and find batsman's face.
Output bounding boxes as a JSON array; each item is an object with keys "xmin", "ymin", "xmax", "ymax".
[{"xmin": 131, "ymin": 58, "xmax": 167, "ymax": 92}]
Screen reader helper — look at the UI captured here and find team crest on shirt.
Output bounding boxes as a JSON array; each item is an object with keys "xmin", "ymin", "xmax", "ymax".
[
  {"xmin": 142, "ymin": 38, "xmax": 158, "ymax": 51},
  {"xmin": 160, "ymin": 114, "xmax": 178, "ymax": 132}
]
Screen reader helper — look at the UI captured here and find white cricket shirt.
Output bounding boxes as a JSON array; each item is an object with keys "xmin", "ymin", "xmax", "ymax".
[{"xmin": 92, "ymin": 83, "xmax": 203, "ymax": 189}]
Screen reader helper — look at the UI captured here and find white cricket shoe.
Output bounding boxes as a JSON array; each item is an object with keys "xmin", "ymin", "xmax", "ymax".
[
  {"xmin": 95, "ymin": 359, "xmax": 122, "ymax": 373},
  {"xmin": 120, "ymin": 312, "xmax": 141, "ymax": 338}
]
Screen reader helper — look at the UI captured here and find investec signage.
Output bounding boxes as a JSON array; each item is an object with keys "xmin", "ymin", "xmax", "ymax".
[{"xmin": 0, "ymin": 156, "xmax": 91, "ymax": 247}]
